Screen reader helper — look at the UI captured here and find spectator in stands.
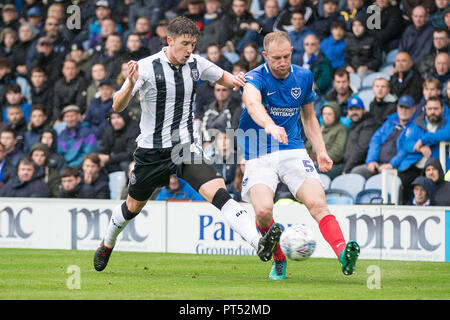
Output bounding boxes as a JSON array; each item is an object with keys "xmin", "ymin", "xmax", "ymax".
[
  {"xmin": 345, "ymin": 17, "xmax": 382, "ymax": 79},
  {"xmin": 0, "ymin": 157, "xmax": 51, "ymax": 198},
  {"xmin": 430, "ymin": 0, "xmax": 449, "ymax": 29},
  {"xmin": 369, "ymin": 77, "xmax": 398, "ymax": 126},
  {"xmin": 146, "ymin": 20, "xmax": 169, "ymax": 55},
  {"xmin": 0, "ymin": 27, "xmax": 18, "ymax": 61},
  {"xmin": 399, "ymin": 5, "xmax": 434, "ymax": 65},
  {"xmin": 408, "ymin": 176, "xmax": 436, "ymax": 206},
  {"xmin": 84, "ymin": 79, "xmax": 114, "ymax": 141},
  {"xmin": 4, "ymin": 105, "xmax": 27, "ymax": 149},
  {"xmin": 3, "ymin": 83, "xmax": 31, "ymax": 124},
  {"xmin": 300, "ymin": 34, "xmax": 332, "ymax": 96},
  {"xmin": 89, "ymin": 16, "xmax": 119, "ymax": 49},
  {"xmin": 204, "ymin": 0, "xmax": 223, "ymax": 25},
  {"xmin": 133, "ymin": 16, "xmax": 153, "ymax": 48},
  {"xmin": 11, "ymin": 23, "xmax": 37, "ymax": 76},
  {"xmin": 418, "ymin": 28, "xmax": 450, "ymax": 80},
  {"xmin": 352, "ymin": 95, "xmax": 417, "ymax": 179},
  {"xmin": 58, "ymin": 166, "xmax": 96, "ymax": 199},
  {"xmin": 0, "ymin": 57, "xmax": 30, "ymax": 109},
  {"xmin": 444, "ymin": 6, "xmax": 450, "ymax": 30},
  {"xmin": 275, "ymin": 0, "xmax": 316, "ymax": 32},
  {"xmin": 123, "ymin": 32, "xmax": 151, "ymax": 61},
  {"xmin": 342, "ymin": 96, "xmax": 379, "ymax": 173},
  {"xmin": 88, "ymin": 0, "xmax": 122, "ymax": 49},
  {"xmin": 320, "ymin": 20, "xmax": 346, "ymax": 70},
  {"xmin": 401, "ymin": 0, "xmax": 437, "ymax": 20},
  {"xmin": 217, "ymin": 0, "xmax": 257, "ymax": 50},
  {"xmin": 29, "ymin": 67, "xmax": 53, "ymax": 119},
  {"xmin": 391, "ymin": 96, "xmax": 450, "ymax": 203},
  {"xmin": 444, "ymin": 79, "xmax": 450, "ymax": 107},
  {"xmin": 194, "ymin": 80, "xmax": 216, "ymax": 128},
  {"xmin": 128, "ymin": 0, "xmax": 162, "ymax": 32},
  {"xmin": 338, "ymin": 0, "xmax": 366, "ymax": 31},
  {"xmin": 81, "ymin": 153, "xmax": 110, "ymax": 199},
  {"xmin": 1, "ymin": 4, "xmax": 20, "ymax": 32},
  {"xmin": 40, "ymin": 128, "xmax": 65, "ymax": 172},
  {"xmin": 431, "ymin": 52, "xmax": 450, "ymax": 92},
  {"xmin": 1, "ymin": 128, "xmax": 24, "ymax": 168},
  {"xmin": 235, "ymin": 0, "xmax": 280, "ymax": 53},
  {"xmin": 34, "ymin": 15, "xmax": 70, "ymax": 56},
  {"xmin": 389, "ymin": 51, "xmax": 423, "ymax": 103},
  {"xmin": 29, "ymin": 142, "xmax": 60, "ymax": 197},
  {"xmin": 28, "ymin": 36, "xmax": 63, "ymax": 85},
  {"xmin": 65, "ymin": 41, "xmax": 91, "ymax": 75},
  {"xmin": 239, "ymin": 42, "xmax": 264, "ymax": 71},
  {"xmin": 414, "ymin": 78, "xmax": 442, "ymax": 117},
  {"xmin": 228, "ymin": 158, "xmax": 245, "ymax": 202},
  {"xmin": 324, "ymin": 68, "xmax": 355, "ymax": 117},
  {"xmin": 52, "ymin": 59, "xmax": 88, "ymax": 121},
  {"xmin": 195, "ymin": 0, "xmax": 223, "ymax": 53},
  {"xmin": 288, "ymin": 8, "xmax": 315, "ymax": 65},
  {"xmin": 156, "ymin": 174, "xmax": 205, "ymax": 201},
  {"xmin": 201, "ymin": 83, "xmax": 243, "ymax": 143},
  {"xmin": 0, "ymin": 142, "xmax": 15, "ymax": 188},
  {"xmin": 26, "ymin": 6, "xmax": 44, "ymax": 32},
  {"xmin": 57, "ymin": 105, "xmax": 97, "ymax": 168},
  {"xmin": 306, "ymin": 101, "xmax": 348, "ymax": 179},
  {"xmin": 371, "ymin": 0, "xmax": 403, "ymax": 53},
  {"xmin": 98, "ymin": 109, "xmax": 140, "ymax": 174},
  {"xmin": 184, "ymin": 0, "xmax": 206, "ymax": 31},
  {"xmin": 310, "ymin": 0, "xmax": 339, "ymax": 41},
  {"xmin": 86, "ymin": 63, "xmax": 107, "ymax": 107},
  {"xmin": 206, "ymin": 43, "xmax": 232, "ymax": 72},
  {"xmin": 90, "ymin": 33, "xmax": 125, "ymax": 80},
  {"xmin": 23, "ymin": 105, "xmax": 48, "ymax": 154},
  {"xmin": 424, "ymin": 157, "xmax": 450, "ymax": 205}
]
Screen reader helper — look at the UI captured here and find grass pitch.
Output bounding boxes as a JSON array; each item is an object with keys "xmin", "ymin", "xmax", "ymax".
[{"xmin": 0, "ymin": 248, "xmax": 449, "ymax": 300}]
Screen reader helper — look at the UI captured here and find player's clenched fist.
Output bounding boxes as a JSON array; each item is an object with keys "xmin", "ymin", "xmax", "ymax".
[{"xmin": 127, "ymin": 60, "xmax": 139, "ymax": 85}]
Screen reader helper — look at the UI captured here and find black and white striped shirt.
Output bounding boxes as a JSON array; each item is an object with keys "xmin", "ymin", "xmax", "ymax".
[{"xmin": 124, "ymin": 47, "xmax": 224, "ymax": 149}]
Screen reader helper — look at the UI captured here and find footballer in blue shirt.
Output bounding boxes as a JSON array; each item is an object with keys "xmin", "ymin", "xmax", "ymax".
[{"xmin": 238, "ymin": 31, "xmax": 360, "ymax": 280}]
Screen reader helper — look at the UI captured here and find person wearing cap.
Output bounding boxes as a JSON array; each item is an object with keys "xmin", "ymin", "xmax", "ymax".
[
  {"xmin": 24, "ymin": 6, "xmax": 43, "ymax": 31},
  {"xmin": 399, "ymin": 5, "xmax": 434, "ymax": 65},
  {"xmin": 52, "ymin": 59, "xmax": 88, "ymax": 121},
  {"xmin": 342, "ymin": 95, "xmax": 378, "ymax": 174},
  {"xmin": 352, "ymin": 95, "xmax": 417, "ymax": 179},
  {"xmin": 390, "ymin": 95, "xmax": 450, "ymax": 203},
  {"xmin": 84, "ymin": 79, "xmax": 114, "ymax": 140},
  {"xmin": 424, "ymin": 157, "xmax": 450, "ymax": 206},
  {"xmin": 1, "ymin": 4, "xmax": 20, "ymax": 32},
  {"xmin": 65, "ymin": 41, "xmax": 91, "ymax": 75},
  {"xmin": 344, "ymin": 17, "xmax": 382, "ymax": 79},
  {"xmin": 306, "ymin": 100, "xmax": 348, "ymax": 179},
  {"xmin": 310, "ymin": 0, "xmax": 340, "ymax": 41},
  {"xmin": 97, "ymin": 108, "xmax": 140, "ymax": 174},
  {"xmin": 57, "ymin": 105, "xmax": 97, "ymax": 168},
  {"xmin": 408, "ymin": 176, "xmax": 436, "ymax": 206}
]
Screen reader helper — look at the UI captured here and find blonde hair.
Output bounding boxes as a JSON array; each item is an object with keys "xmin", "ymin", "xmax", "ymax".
[{"xmin": 263, "ymin": 31, "xmax": 291, "ymax": 52}]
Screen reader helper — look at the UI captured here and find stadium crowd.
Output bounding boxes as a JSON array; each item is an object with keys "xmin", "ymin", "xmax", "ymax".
[{"xmin": 0, "ymin": 0, "xmax": 449, "ymax": 206}]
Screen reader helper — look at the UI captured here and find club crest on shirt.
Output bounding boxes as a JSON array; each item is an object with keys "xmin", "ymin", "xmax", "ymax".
[
  {"xmin": 242, "ymin": 177, "xmax": 248, "ymax": 187},
  {"xmin": 291, "ymin": 87, "xmax": 301, "ymax": 99},
  {"xmin": 191, "ymin": 68, "xmax": 200, "ymax": 81},
  {"xmin": 130, "ymin": 172, "xmax": 136, "ymax": 185}
]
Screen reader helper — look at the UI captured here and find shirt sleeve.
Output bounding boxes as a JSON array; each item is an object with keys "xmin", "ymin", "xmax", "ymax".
[
  {"xmin": 303, "ymin": 71, "xmax": 315, "ymax": 105},
  {"xmin": 197, "ymin": 55, "xmax": 224, "ymax": 83},
  {"xmin": 244, "ymin": 68, "xmax": 264, "ymax": 92}
]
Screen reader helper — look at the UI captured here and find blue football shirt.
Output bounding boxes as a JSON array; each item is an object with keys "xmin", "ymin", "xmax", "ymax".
[{"xmin": 237, "ymin": 63, "xmax": 315, "ymax": 160}]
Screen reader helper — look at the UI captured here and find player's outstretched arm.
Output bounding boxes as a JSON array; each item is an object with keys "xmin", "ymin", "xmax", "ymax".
[
  {"xmin": 215, "ymin": 70, "xmax": 246, "ymax": 91},
  {"xmin": 301, "ymin": 102, "xmax": 332, "ymax": 172},
  {"xmin": 112, "ymin": 60, "xmax": 139, "ymax": 113},
  {"xmin": 242, "ymin": 83, "xmax": 288, "ymax": 145}
]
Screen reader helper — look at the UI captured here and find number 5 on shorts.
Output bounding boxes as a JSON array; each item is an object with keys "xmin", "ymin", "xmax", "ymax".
[{"xmin": 302, "ymin": 159, "xmax": 315, "ymax": 172}]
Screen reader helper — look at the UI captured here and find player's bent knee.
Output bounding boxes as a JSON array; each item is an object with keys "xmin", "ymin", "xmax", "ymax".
[
  {"xmin": 253, "ymin": 204, "xmax": 273, "ymax": 220},
  {"xmin": 126, "ymin": 195, "xmax": 147, "ymax": 215}
]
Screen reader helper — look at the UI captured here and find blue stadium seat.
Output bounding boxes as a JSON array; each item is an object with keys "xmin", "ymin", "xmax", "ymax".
[
  {"xmin": 385, "ymin": 49, "xmax": 398, "ymax": 66},
  {"xmin": 361, "ymin": 72, "xmax": 390, "ymax": 90},
  {"xmin": 109, "ymin": 171, "xmax": 127, "ymax": 200},
  {"xmin": 364, "ymin": 173, "xmax": 402, "ymax": 204},
  {"xmin": 356, "ymin": 89, "xmax": 374, "ymax": 111},
  {"xmin": 379, "ymin": 64, "xmax": 394, "ymax": 76},
  {"xmin": 330, "ymin": 173, "xmax": 366, "ymax": 200},
  {"xmin": 350, "ymin": 73, "xmax": 362, "ymax": 91},
  {"xmin": 355, "ymin": 189, "xmax": 390, "ymax": 204},
  {"xmin": 325, "ymin": 189, "xmax": 355, "ymax": 205},
  {"xmin": 318, "ymin": 173, "xmax": 331, "ymax": 190}
]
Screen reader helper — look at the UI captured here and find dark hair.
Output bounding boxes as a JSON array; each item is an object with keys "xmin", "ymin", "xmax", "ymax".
[
  {"xmin": 426, "ymin": 95, "xmax": 443, "ymax": 107},
  {"xmin": 167, "ymin": 16, "xmax": 200, "ymax": 40},
  {"xmin": 6, "ymin": 83, "xmax": 21, "ymax": 94},
  {"xmin": 291, "ymin": 7, "xmax": 306, "ymax": 17},
  {"xmin": 333, "ymin": 67, "xmax": 349, "ymax": 80},
  {"xmin": 127, "ymin": 32, "xmax": 141, "ymax": 40},
  {"xmin": 206, "ymin": 42, "xmax": 220, "ymax": 50},
  {"xmin": 18, "ymin": 157, "xmax": 34, "ymax": 167},
  {"xmin": 433, "ymin": 28, "xmax": 450, "ymax": 38},
  {"xmin": 82, "ymin": 152, "xmax": 101, "ymax": 167},
  {"xmin": 30, "ymin": 104, "xmax": 46, "ymax": 115},
  {"xmin": 61, "ymin": 167, "xmax": 80, "ymax": 178},
  {"xmin": 0, "ymin": 127, "xmax": 16, "ymax": 139},
  {"xmin": 331, "ymin": 20, "xmax": 346, "ymax": 31},
  {"xmin": 31, "ymin": 66, "xmax": 46, "ymax": 75},
  {"xmin": 0, "ymin": 57, "xmax": 10, "ymax": 69}
]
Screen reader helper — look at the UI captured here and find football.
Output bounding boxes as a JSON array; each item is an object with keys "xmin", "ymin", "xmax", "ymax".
[{"xmin": 280, "ymin": 224, "xmax": 316, "ymax": 261}]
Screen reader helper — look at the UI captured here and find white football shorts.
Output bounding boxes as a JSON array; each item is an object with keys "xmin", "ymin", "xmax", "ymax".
[{"xmin": 241, "ymin": 149, "xmax": 321, "ymax": 202}]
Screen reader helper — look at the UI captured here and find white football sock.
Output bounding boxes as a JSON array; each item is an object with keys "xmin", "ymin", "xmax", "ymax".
[
  {"xmin": 104, "ymin": 203, "xmax": 131, "ymax": 248},
  {"xmin": 220, "ymin": 199, "xmax": 260, "ymax": 250}
]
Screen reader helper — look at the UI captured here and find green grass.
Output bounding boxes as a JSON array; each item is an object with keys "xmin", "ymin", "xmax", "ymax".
[{"xmin": 0, "ymin": 248, "xmax": 449, "ymax": 300}]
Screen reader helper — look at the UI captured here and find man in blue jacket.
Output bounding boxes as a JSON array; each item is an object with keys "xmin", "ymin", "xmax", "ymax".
[
  {"xmin": 387, "ymin": 96, "xmax": 450, "ymax": 203},
  {"xmin": 351, "ymin": 95, "xmax": 417, "ymax": 179},
  {"xmin": 156, "ymin": 175, "xmax": 205, "ymax": 201}
]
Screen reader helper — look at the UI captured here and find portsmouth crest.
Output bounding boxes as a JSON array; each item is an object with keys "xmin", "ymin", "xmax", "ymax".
[
  {"xmin": 242, "ymin": 177, "xmax": 248, "ymax": 187},
  {"xmin": 291, "ymin": 87, "xmax": 301, "ymax": 99},
  {"xmin": 130, "ymin": 172, "xmax": 136, "ymax": 185},
  {"xmin": 191, "ymin": 68, "xmax": 200, "ymax": 81}
]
